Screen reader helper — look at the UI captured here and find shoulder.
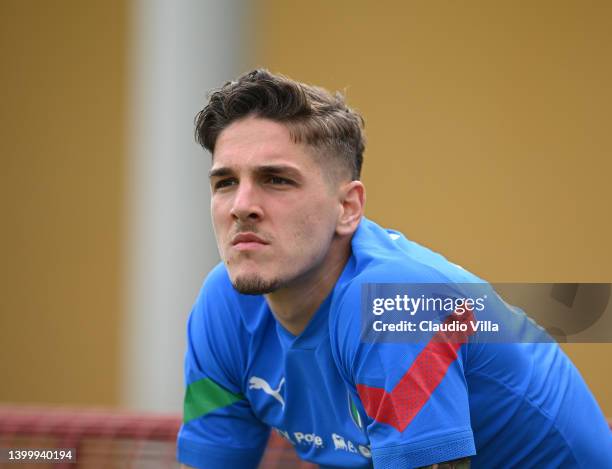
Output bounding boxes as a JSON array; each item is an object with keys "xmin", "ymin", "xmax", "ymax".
[
  {"xmin": 332, "ymin": 218, "xmax": 483, "ymax": 319},
  {"xmin": 186, "ymin": 263, "xmax": 269, "ymax": 391},
  {"xmin": 351, "ymin": 218, "xmax": 482, "ymax": 282},
  {"xmin": 328, "ymin": 218, "xmax": 482, "ymax": 368},
  {"xmin": 192, "ymin": 262, "xmax": 268, "ymax": 333}
]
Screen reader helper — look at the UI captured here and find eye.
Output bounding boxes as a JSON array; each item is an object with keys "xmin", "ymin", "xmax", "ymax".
[
  {"xmin": 213, "ymin": 178, "xmax": 237, "ymax": 190},
  {"xmin": 266, "ymin": 176, "xmax": 293, "ymax": 185}
]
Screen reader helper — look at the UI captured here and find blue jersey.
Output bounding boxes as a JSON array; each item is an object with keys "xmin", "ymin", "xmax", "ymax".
[{"xmin": 177, "ymin": 218, "xmax": 612, "ymax": 468}]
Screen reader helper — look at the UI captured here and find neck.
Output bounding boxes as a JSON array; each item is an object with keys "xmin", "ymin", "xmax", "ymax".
[{"xmin": 265, "ymin": 237, "xmax": 351, "ymax": 336}]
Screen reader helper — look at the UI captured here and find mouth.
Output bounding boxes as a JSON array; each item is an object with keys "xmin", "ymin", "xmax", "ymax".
[{"xmin": 231, "ymin": 232, "xmax": 269, "ymax": 251}]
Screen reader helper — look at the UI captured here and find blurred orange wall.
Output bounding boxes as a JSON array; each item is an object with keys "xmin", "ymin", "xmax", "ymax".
[
  {"xmin": 256, "ymin": 0, "xmax": 612, "ymax": 414},
  {"xmin": 0, "ymin": 1, "xmax": 126, "ymax": 406}
]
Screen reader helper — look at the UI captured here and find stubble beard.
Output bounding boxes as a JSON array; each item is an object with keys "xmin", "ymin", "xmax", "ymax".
[
  {"xmin": 232, "ymin": 274, "xmax": 282, "ymax": 295},
  {"xmin": 225, "ymin": 251, "xmax": 282, "ymax": 295}
]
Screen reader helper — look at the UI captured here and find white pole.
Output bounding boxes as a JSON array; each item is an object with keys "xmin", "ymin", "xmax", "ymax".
[{"xmin": 122, "ymin": 0, "xmax": 251, "ymax": 412}]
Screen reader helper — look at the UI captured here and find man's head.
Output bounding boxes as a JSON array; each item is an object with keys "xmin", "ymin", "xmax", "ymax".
[
  {"xmin": 196, "ymin": 69, "xmax": 365, "ymax": 182},
  {"xmin": 196, "ymin": 70, "xmax": 366, "ymax": 296}
]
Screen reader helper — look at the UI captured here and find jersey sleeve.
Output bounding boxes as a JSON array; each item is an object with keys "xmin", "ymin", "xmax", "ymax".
[
  {"xmin": 177, "ymin": 266, "xmax": 270, "ymax": 469},
  {"xmin": 330, "ymin": 279, "xmax": 476, "ymax": 468}
]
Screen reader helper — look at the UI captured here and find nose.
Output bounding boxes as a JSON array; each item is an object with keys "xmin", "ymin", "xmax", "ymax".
[{"xmin": 229, "ymin": 181, "xmax": 264, "ymax": 222}]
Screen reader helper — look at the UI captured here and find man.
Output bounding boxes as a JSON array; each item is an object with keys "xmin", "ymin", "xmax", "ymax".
[{"xmin": 177, "ymin": 69, "xmax": 611, "ymax": 468}]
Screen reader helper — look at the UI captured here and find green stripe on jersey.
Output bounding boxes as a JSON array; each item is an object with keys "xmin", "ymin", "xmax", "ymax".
[
  {"xmin": 349, "ymin": 394, "xmax": 363, "ymax": 429},
  {"xmin": 184, "ymin": 377, "xmax": 244, "ymax": 423}
]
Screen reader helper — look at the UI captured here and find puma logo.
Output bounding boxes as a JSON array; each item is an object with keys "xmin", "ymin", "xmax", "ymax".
[{"xmin": 248, "ymin": 376, "xmax": 286, "ymax": 409}]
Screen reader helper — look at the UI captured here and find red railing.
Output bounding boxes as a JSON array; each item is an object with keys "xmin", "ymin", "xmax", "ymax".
[
  {"xmin": 0, "ymin": 405, "xmax": 314, "ymax": 468},
  {"xmin": 1, "ymin": 405, "xmax": 609, "ymax": 468}
]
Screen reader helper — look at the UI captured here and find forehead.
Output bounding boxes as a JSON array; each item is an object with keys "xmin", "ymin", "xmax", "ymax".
[{"xmin": 212, "ymin": 117, "xmax": 318, "ymax": 171}]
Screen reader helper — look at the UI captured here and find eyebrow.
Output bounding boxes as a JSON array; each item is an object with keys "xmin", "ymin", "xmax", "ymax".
[
  {"xmin": 208, "ymin": 164, "xmax": 302, "ymax": 179},
  {"xmin": 208, "ymin": 167, "xmax": 233, "ymax": 179}
]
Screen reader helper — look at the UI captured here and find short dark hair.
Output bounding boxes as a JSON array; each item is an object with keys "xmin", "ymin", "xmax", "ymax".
[{"xmin": 195, "ymin": 69, "xmax": 365, "ymax": 180}]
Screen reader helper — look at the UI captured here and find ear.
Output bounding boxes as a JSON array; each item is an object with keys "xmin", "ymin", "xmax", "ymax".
[{"xmin": 337, "ymin": 181, "xmax": 365, "ymax": 236}]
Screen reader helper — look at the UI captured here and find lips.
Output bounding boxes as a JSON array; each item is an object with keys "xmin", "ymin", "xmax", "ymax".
[
  {"xmin": 232, "ymin": 233, "xmax": 267, "ymax": 245},
  {"xmin": 231, "ymin": 232, "xmax": 269, "ymax": 249}
]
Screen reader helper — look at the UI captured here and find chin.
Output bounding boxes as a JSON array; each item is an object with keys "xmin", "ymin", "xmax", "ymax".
[{"xmin": 231, "ymin": 273, "xmax": 281, "ymax": 295}]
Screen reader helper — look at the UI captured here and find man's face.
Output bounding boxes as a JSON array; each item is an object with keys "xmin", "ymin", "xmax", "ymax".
[{"xmin": 210, "ymin": 116, "xmax": 344, "ymax": 295}]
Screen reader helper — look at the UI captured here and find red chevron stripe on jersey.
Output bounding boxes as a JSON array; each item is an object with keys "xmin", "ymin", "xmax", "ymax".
[{"xmin": 356, "ymin": 308, "xmax": 475, "ymax": 432}]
